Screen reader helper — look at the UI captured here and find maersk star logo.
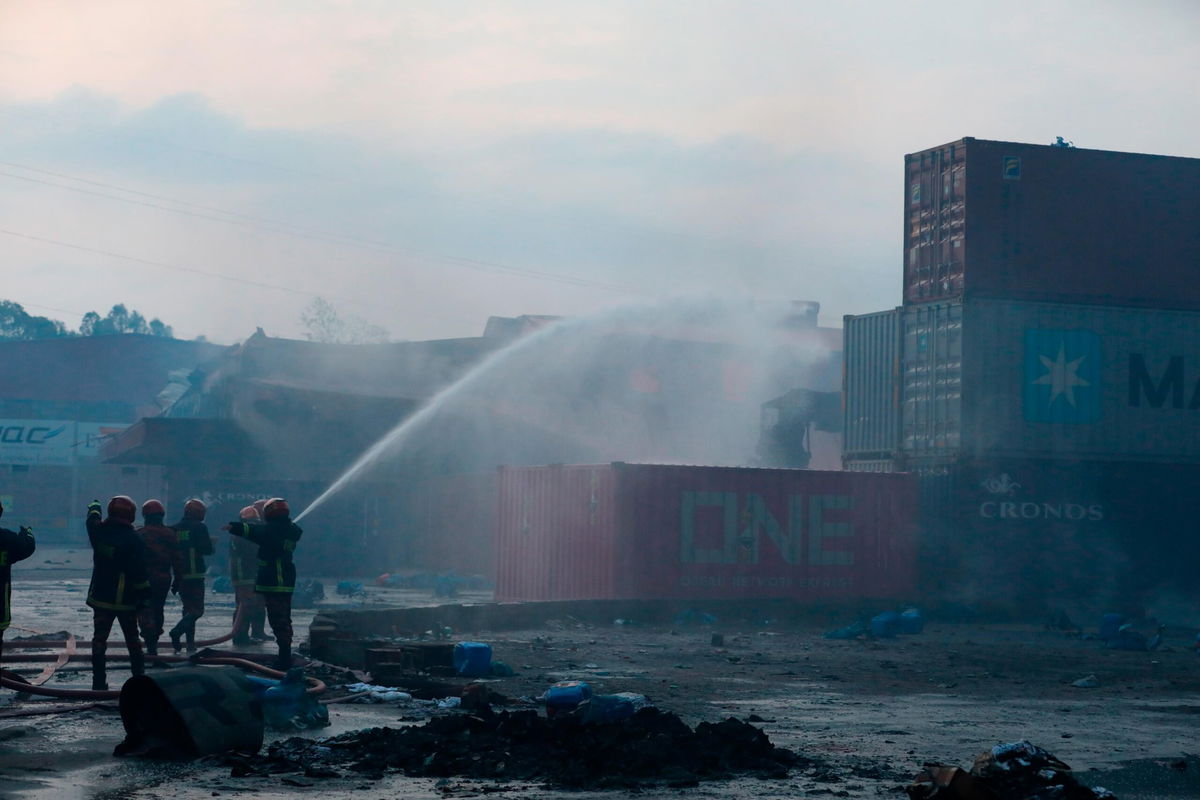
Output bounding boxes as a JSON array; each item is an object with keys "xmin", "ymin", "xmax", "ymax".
[
  {"xmin": 1033, "ymin": 344, "xmax": 1091, "ymax": 406},
  {"xmin": 1023, "ymin": 329, "xmax": 1101, "ymax": 423}
]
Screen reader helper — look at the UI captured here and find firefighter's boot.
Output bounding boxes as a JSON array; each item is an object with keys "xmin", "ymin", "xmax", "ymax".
[
  {"xmin": 128, "ymin": 641, "xmax": 145, "ymax": 678},
  {"xmin": 91, "ymin": 644, "xmax": 108, "ymax": 691},
  {"xmin": 274, "ymin": 642, "xmax": 292, "ymax": 671}
]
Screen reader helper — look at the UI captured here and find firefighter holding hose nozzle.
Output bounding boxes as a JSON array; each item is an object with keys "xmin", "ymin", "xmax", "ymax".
[
  {"xmin": 168, "ymin": 498, "xmax": 213, "ymax": 654},
  {"xmin": 0, "ymin": 500, "xmax": 35, "ymax": 679},
  {"xmin": 86, "ymin": 496, "xmax": 148, "ymax": 691},
  {"xmin": 224, "ymin": 497, "xmax": 302, "ymax": 669}
]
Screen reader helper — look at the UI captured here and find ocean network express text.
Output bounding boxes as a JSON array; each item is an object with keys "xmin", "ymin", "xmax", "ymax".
[{"xmin": 678, "ymin": 491, "xmax": 855, "ymax": 567}]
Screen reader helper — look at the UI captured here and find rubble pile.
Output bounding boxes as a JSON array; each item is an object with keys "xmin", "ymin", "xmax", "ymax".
[
  {"xmin": 250, "ymin": 707, "xmax": 800, "ymax": 788},
  {"xmin": 908, "ymin": 741, "xmax": 1116, "ymax": 800}
]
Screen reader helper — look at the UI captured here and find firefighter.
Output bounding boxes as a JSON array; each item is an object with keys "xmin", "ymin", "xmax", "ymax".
[
  {"xmin": 168, "ymin": 498, "xmax": 213, "ymax": 654},
  {"xmin": 224, "ymin": 497, "xmax": 302, "ymax": 669},
  {"xmin": 0, "ymin": 501, "xmax": 36, "ymax": 677},
  {"xmin": 229, "ymin": 505, "xmax": 269, "ymax": 644},
  {"xmin": 135, "ymin": 499, "xmax": 177, "ymax": 659},
  {"xmin": 86, "ymin": 496, "xmax": 148, "ymax": 691}
]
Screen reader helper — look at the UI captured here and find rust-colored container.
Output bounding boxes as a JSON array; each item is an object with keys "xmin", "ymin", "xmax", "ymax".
[
  {"xmin": 904, "ymin": 138, "xmax": 1200, "ymax": 309},
  {"xmin": 495, "ymin": 463, "xmax": 917, "ymax": 602}
]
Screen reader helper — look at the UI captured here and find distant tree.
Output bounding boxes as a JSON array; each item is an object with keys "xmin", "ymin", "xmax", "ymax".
[
  {"xmin": 0, "ymin": 300, "xmax": 72, "ymax": 340},
  {"xmin": 79, "ymin": 304, "xmax": 173, "ymax": 338},
  {"xmin": 300, "ymin": 297, "xmax": 388, "ymax": 344}
]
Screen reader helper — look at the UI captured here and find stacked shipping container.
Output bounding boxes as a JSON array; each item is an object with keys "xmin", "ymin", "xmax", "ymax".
[{"xmin": 846, "ymin": 137, "xmax": 1200, "ymax": 605}]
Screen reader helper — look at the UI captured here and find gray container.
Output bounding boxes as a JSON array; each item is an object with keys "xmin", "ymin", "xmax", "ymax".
[
  {"xmin": 843, "ymin": 309, "xmax": 902, "ymax": 459},
  {"xmin": 900, "ymin": 298, "xmax": 1200, "ymax": 462},
  {"xmin": 900, "ymin": 303, "xmax": 962, "ymax": 453}
]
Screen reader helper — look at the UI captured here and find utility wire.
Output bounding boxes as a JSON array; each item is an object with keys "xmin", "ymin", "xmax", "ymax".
[
  {"xmin": 0, "ymin": 163, "xmax": 630, "ymax": 292},
  {"xmin": 0, "ymin": 227, "xmax": 320, "ymax": 298}
]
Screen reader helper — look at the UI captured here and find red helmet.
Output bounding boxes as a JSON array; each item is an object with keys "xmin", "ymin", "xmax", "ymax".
[
  {"xmin": 142, "ymin": 499, "xmax": 165, "ymax": 517},
  {"xmin": 239, "ymin": 505, "xmax": 260, "ymax": 521},
  {"xmin": 263, "ymin": 497, "xmax": 290, "ymax": 520},
  {"xmin": 183, "ymin": 498, "xmax": 207, "ymax": 520},
  {"xmin": 253, "ymin": 499, "xmax": 268, "ymax": 518},
  {"xmin": 108, "ymin": 496, "xmax": 137, "ymax": 524}
]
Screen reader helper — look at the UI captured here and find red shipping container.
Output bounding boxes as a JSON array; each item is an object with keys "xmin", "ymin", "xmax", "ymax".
[{"xmin": 495, "ymin": 463, "xmax": 917, "ymax": 602}]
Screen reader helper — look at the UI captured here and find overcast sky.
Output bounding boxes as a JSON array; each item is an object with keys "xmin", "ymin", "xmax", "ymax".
[{"xmin": 1, "ymin": 1, "xmax": 1196, "ymax": 343}]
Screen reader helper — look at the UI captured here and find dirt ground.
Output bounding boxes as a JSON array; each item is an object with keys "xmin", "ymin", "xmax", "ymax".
[{"xmin": 2, "ymin": 554, "xmax": 1199, "ymax": 799}]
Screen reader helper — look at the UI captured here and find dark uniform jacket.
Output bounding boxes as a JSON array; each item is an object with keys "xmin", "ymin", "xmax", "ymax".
[
  {"xmin": 171, "ymin": 517, "xmax": 213, "ymax": 583},
  {"xmin": 228, "ymin": 518, "xmax": 303, "ymax": 594},
  {"xmin": 0, "ymin": 525, "xmax": 36, "ymax": 630},
  {"xmin": 86, "ymin": 510, "xmax": 150, "ymax": 612},
  {"xmin": 138, "ymin": 524, "xmax": 178, "ymax": 588},
  {"xmin": 229, "ymin": 535, "xmax": 259, "ymax": 588}
]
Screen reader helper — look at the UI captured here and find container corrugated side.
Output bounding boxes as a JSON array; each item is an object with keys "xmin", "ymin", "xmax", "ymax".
[
  {"xmin": 495, "ymin": 463, "xmax": 919, "ymax": 603},
  {"xmin": 612, "ymin": 464, "xmax": 917, "ymax": 601},
  {"xmin": 904, "ymin": 137, "xmax": 1200, "ymax": 310},
  {"xmin": 960, "ymin": 299, "xmax": 1200, "ymax": 461},
  {"xmin": 911, "ymin": 456, "xmax": 1200, "ymax": 605},
  {"xmin": 900, "ymin": 303, "xmax": 962, "ymax": 454},
  {"xmin": 495, "ymin": 464, "xmax": 620, "ymax": 602},
  {"xmin": 843, "ymin": 308, "xmax": 902, "ymax": 459}
]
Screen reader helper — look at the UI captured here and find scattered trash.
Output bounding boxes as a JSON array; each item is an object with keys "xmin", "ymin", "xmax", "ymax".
[
  {"xmin": 452, "ymin": 641, "xmax": 493, "ymax": 677},
  {"xmin": 293, "ymin": 580, "xmax": 325, "ymax": 609},
  {"xmin": 909, "ymin": 740, "xmax": 1116, "ymax": 799},
  {"xmin": 900, "ymin": 607, "xmax": 925, "ymax": 635},
  {"xmin": 259, "ymin": 669, "xmax": 331, "ymax": 731},
  {"xmin": 335, "ymin": 581, "xmax": 364, "ymax": 597},
  {"xmin": 613, "ymin": 618, "xmax": 636, "ymax": 626},
  {"xmin": 436, "ymin": 696, "xmax": 462, "ymax": 709},
  {"xmin": 576, "ymin": 692, "xmax": 651, "ymax": 725},
  {"xmin": 489, "ymin": 660, "xmax": 516, "ymax": 677},
  {"xmin": 542, "ymin": 680, "xmax": 592, "ymax": 717},
  {"xmin": 1072, "ymin": 674, "xmax": 1100, "ymax": 688},
  {"xmin": 1099, "ymin": 613, "xmax": 1126, "ymax": 642},
  {"xmin": 824, "ymin": 621, "xmax": 866, "ymax": 640},
  {"xmin": 871, "ymin": 611, "xmax": 901, "ymax": 638},
  {"xmin": 1105, "ymin": 624, "xmax": 1163, "ymax": 652},
  {"xmin": 244, "ymin": 707, "xmax": 798, "ymax": 788},
  {"xmin": 674, "ymin": 609, "xmax": 718, "ymax": 626},
  {"xmin": 344, "ymin": 683, "xmax": 414, "ymax": 704}
]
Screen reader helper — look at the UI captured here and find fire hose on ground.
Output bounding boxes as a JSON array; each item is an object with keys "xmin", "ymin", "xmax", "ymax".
[{"xmin": 0, "ymin": 606, "xmax": 327, "ymax": 700}]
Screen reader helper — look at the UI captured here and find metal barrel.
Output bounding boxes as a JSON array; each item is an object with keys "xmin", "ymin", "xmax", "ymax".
[{"xmin": 118, "ymin": 666, "xmax": 263, "ymax": 757}]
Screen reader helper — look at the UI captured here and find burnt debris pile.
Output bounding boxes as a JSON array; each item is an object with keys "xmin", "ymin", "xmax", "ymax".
[
  {"xmin": 908, "ymin": 741, "xmax": 1116, "ymax": 799},
  {"xmin": 248, "ymin": 708, "xmax": 799, "ymax": 788}
]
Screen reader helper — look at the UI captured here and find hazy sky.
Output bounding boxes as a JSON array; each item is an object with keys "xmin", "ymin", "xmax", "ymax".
[{"xmin": 1, "ymin": 1, "xmax": 1196, "ymax": 343}]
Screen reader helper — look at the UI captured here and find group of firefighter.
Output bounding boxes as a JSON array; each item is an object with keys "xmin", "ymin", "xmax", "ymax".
[{"xmin": 0, "ymin": 494, "xmax": 302, "ymax": 692}]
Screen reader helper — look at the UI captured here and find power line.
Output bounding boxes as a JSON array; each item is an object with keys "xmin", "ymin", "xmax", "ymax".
[
  {"xmin": 0, "ymin": 161, "xmax": 632, "ymax": 292},
  {"xmin": 0, "ymin": 227, "xmax": 319, "ymax": 298}
]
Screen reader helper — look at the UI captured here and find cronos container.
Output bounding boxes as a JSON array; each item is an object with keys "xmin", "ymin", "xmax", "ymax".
[
  {"xmin": 904, "ymin": 137, "xmax": 1200, "ymax": 309},
  {"xmin": 494, "ymin": 463, "xmax": 917, "ymax": 602},
  {"xmin": 903, "ymin": 298, "xmax": 1200, "ymax": 461},
  {"xmin": 908, "ymin": 456, "xmax": 1200, "ymax": 605}
]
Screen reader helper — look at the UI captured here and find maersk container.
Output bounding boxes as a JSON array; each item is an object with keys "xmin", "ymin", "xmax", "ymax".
[
  {"xmin": 843, "ymin": 308, "xmax": 902, "ymax": 460},
  {"xmin": 494, "ymin": 463, "xmax": 918, "ymax": 602},
  {"xmin": 907, "ymin": 456, "xmax": 1200, "ymax": 605},
  {"xmin": 904, "ymin": 137, "xmax": 1200, "ymax": 309},
  {"xmin": 901, "ymin": 299, "xmax": 1200, "ymax": 461}
]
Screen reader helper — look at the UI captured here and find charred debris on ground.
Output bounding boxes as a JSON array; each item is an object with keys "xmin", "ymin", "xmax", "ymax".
[{"xmin": 225, "ymin": 706, "xmax": 801, "ymax": 789}]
